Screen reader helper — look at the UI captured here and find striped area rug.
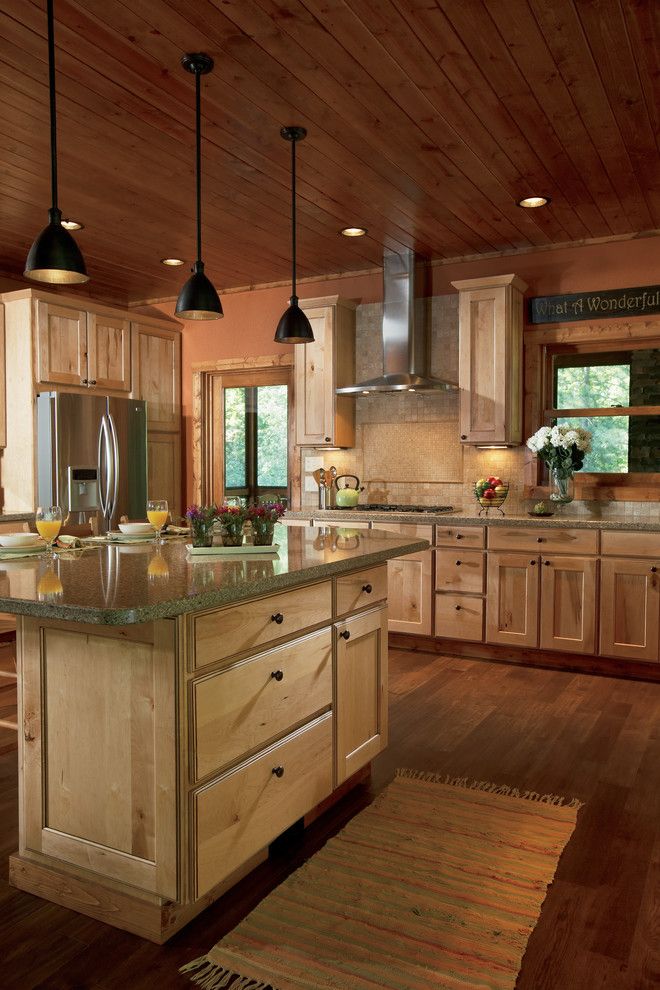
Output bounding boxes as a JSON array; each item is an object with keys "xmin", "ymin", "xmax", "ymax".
[{"xmin": 182, "ymin": 770, "xmax": 582, "ymax": 990}]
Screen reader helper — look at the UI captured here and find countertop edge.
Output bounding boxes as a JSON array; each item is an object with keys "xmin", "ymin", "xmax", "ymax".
[{"xmin": 287, "ymin": 510, "xmax": 660, "ymax": 533}]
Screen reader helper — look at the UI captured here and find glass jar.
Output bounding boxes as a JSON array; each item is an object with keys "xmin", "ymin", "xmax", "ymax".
[
  {"xmin": 190, "ymin": 518, "xmax": 215, "ymax": 548},
  {"xmin": 252, "ymin": 518, "xmax": 276, "ymax": 546},
  {"xmin": 549, "ymin": 466, "xmax": 575, "ymax": 505},
  {"xmin": 221, "ymin": 517, "xmax": 245, "ymax": 547}
]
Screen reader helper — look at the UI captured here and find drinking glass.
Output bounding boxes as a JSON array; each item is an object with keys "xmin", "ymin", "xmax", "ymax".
[
  {"xmin": 147, "ymin": 499, "xmax": 169, "ymax": 544},
  {"xmin": 35, "ymin": 506, "xmax": 63, "ymax": 558}
]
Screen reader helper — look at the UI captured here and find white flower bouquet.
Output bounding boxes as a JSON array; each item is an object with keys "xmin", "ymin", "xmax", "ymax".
[{"xmin": 526, "ymin": 425, "xmax": 592, "ymax": 479}]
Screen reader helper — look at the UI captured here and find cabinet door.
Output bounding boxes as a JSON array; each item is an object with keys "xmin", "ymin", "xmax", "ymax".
[
  {"xmin": 539, "ymin": 556, "xmax": 597, "ymax": 654},
  {"xmin": 373, "ymin": 523, "xmax": 433, "ymax": 636},
  {"xmin": 87, "ymin": 313, "xmax": 131, "ymax": 392},
  {"xmin": 486, "ymin": 552, "xmax": 539, "ymax": 647},
  {"xmin": 294, "ymin": 308, "xmax": 334, "ymax": 445},
  {"xmin": 134, "ymin": 325, "xmax": 181, "ymax": 431},
  {"xmin": 147, "ymin": 432, "xmax": 181, "ymax": 520},
  {"xmin": 600, "ymin": 558, "xmax": 660, "ymax": 662},
  {"xmin": 335, "ymin": 606, "xmax": 388, "ymax": 785},
  {"xmin": 35, "ymin": 300, "xmax": 87, "ymax": 386}
]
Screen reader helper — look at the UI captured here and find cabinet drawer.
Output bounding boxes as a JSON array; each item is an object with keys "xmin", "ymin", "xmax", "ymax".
[
  {"xmin": 194, "ymin": 713, "xmax": 333, "ymax": 898},
  {"xmin": 191, "ymin": 581, "xmax": 332, "ymax": 670},
  {"xmin": 335, "ymin": 564, "xmax": 388, "ymax": 616},
  {"xmin": 436, "ymin": 548, "xmax": 484, "ymax": 594},
  {"xmin": 601, "ymin": 531, "xmax": 660, "ymax": 559},
  {"xmin": 487, "ymin": 526, "xmax": 598, "ymax": 555},
  {"xmin": 435, "ymin": 526, "xmax": 485, "ymax": 549},
  {"xmin": 435, "ymin": 594, "xmax": 484, "ymax": 642},
  {"xmin": 192, "ymin": 627, "xmax": 333, "ymax": 782}
]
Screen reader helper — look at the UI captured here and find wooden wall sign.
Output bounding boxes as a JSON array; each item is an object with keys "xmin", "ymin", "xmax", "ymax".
[{"xmin": 528, "ymin": 285, "xmax": 660, "ymax": 325}]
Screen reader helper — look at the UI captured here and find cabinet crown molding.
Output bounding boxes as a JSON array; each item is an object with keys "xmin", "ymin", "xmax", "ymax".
[
  {"xmin": 451, "ymin": 274, "xmax": 528, "ymax": 294},
  {"xmin": 298, "ymin": 295, "xmax": 358, "ymax": 311}
]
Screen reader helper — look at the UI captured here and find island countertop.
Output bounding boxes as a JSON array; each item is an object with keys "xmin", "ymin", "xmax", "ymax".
[{"xmin": 0, "ymin": 525, "xmax": 428, "ymax": 625}]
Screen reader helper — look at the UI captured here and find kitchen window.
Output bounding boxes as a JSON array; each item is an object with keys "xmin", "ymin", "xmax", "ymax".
[{"xmin": 224, "ymin": 384, "xmax": 289, "ymax": 502}]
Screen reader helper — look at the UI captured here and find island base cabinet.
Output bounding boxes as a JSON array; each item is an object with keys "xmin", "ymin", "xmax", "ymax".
[
  {"xmin": 539, "ymin": 556, "xmax": 597, "ymax": 655},
  {"xmin": 599, "ymin": 558, "xmax": 660, "ymax": 662},
  {"xmin": 194, "ymin": 713, "xmax": 333, "ymax": 899},
  {"xmin": 486, "ymin": 553, "xmax": 539, "ymax": 648},
  {"xmin": 335, "ymin": 606, "xmax": 388, "ymax": 785}
]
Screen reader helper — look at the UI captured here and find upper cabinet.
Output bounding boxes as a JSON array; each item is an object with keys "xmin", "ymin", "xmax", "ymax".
[
  {"xmin": 132, "ymin": 324, "xmax": 181, "ymax": 432},
  {"xmin": 35, "ymin": 299, "xmax": 131, "ymax": 392},
  {"xmin": 452, "ymin": 274, "xmax": 527, "ymax": 446},
  {"xmin": 295, "ymin": 296, "xmax": 356, "ymax": 448}
]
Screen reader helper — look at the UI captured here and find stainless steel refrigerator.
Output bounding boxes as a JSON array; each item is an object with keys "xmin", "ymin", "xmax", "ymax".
[{"xmin": 37, "ymin": 392, "xmax": 148, "ymax": 533}]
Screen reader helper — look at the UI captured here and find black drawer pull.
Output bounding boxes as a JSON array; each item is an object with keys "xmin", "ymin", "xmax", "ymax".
[
  {"xmin": 543, "ymin": 560, "xmax": 551, "ymax": 566},
  {"xmin": 529, "ymin": 559, "xmax": 536, "ymax": 565},
  {"xmin": 362, "ymin": 583, "xmax": 373, "ymax": 594},
  {"xmin": 652, "ymin": 566, "xmax": 658, "ymax": 573},
  {"xmin": 271, "ymin": 670, "xmax": 284, "ymax": 681},
  {"xmin": 339, "ymin": 629, "xmax": 351, "ymax": 640},
  {"xmin": 272, "ymin": 766, "xmax": 284, "ymax": 778},
  {"xmin": 537, "ymin": 537, "xmax": 544, "ymax": 543},
  {"xmin": 271, "ymin": 612, "xmax": 284, "ymax": 624},
  {"xmin": 455, "ymin": 604, "xmax": 461, "ymax": 611},
  {"xmin": 455, "ymin": 560, "xmax": 462, "ymax": 566},
  {"xmin": 455, "ymin": 533, "xmax": 463, "ymax": 540}
]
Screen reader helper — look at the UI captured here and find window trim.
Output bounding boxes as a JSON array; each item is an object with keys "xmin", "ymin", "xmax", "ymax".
[
  {"xmin": 523, "ymin": 318, "xmax": 660, "ymax": 502},
  {"xmin": 223, "ymin": 383, "xmax": 289, "ymax": 500}
]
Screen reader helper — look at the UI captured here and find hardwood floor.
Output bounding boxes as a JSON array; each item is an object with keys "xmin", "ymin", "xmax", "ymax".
[{"xmin": 2, "ymin": 649, "xmax": 660, "ymax": 988}]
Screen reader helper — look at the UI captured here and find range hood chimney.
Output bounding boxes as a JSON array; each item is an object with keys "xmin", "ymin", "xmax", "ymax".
[{"xmin": 336, "ymin": 249, "xmax": 457, "ymax": 394}]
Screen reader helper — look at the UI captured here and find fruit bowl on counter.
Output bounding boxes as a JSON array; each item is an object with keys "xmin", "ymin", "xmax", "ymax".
[{"xmin": 474, "ymin": 476, "xmax": 509, "ymax": 516}]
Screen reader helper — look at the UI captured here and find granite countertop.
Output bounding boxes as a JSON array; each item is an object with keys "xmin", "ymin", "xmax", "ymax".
[
  {"xmin": 288, "ymin": 507, "xmax": 660, "ymax": 532},
  {"xmin": 0, "ymin": 526, "xmax": 428, "ymax": 626},
  {"xmin": 0, "ymin": 513, "xmax": 36, "ymax": 524}
]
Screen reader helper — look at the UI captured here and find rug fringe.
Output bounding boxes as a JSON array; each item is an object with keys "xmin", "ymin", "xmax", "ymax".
[
  {"xmin": 180, "ymin": 956, "xmax": 274, "ymax": 990},
  {"xmin": 395, "ymin": 768, "xmax": 584, "ymax": 809}
]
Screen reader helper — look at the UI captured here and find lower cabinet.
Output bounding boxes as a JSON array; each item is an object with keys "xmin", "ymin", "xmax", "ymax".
[
  {"xmin": 600, "ymin": 557, "xmax": 660, "ymax": 662},
  {"xmin": 539, "ymin": 555, "xmax": 598, "ymax": 654},
  {"xmin": 335, "ymin": 605, "xmax": 388, "ymax": 785},
  {"xmin": 373, "ymin": 524, "xmax": 433, "ymax": 636},
  {"xmin": 486, "ymin": 552, "xmax": 539, "ymax": 648},
  {"xmin": 435, "ymin": 593, "xmax": 484, "ymax": 641}
]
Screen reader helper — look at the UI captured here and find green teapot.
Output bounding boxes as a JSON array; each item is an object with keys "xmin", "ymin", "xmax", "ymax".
[{"xmin": 334, "ymin": 474, "xmax": 364, "ymax": 508}]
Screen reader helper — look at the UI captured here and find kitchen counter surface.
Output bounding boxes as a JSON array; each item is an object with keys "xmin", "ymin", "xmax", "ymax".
[
  {"xmin": 288, "ymin": 507, "xmax": 660, "ymax": 532},
  {"xmin": 0, "ymin": 525, "xmax": 427, "ymax": 625}
]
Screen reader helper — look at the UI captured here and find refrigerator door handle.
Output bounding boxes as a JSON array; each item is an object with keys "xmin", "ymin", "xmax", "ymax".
[
  {"xmin": 97, "ymin": 415, "xmax": 112, "ymax": 522},
  {"xmin": 107, "ymin": 412, "xmax": 120, "ymax": 524}
]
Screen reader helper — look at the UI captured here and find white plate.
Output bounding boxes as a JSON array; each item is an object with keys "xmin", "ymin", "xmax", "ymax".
[
  {"xmin": 107, "ymin": 531, "xmax": 155, "ymax": 542},
  {"xmin": 186, "ymin": 543, "xmax": 280, "ymax": 556},
  {"xmin": 0, "ymin": 543, "xmax": 45, "ymax": 556},
  {"xmin": 118, "ymin": 522, "xmax": 154, "ymax": 536},
  {"xmin": 0, "ymin": 533, "xmax": 42, "ymax": 548}
]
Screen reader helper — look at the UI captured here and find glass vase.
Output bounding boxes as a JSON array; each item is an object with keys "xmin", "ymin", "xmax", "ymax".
[
  {"xmin": 252, "ymin": 518, "xmax": 276, "ymax": 546},
  {"xmin": 549, "ymin": 467, "xmax": 575, "ymax": 505},
  {"xmin": 222, "ymin": 518, "xmax": 245, "ymax": 547},
  {"xmin": 190, "ymin": 519, "xmax": 215, "ymax": 548}
]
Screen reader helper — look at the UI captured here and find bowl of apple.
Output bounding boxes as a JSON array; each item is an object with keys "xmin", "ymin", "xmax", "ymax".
[{"xmin": 474, "ymin": 476, "xmax": 509, "ymax": 515}]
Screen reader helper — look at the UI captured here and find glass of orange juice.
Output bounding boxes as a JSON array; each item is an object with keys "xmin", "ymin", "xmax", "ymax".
[
  {"xmin": 147, "ymin": 499, "xmax": 169, "ymax": 544},
  {"xmin": 35, "ymin": 505, "xmax": 63, "ymax": 557}
]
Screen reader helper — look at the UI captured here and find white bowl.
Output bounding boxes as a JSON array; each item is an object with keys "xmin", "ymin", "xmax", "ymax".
[
  {"xmin": 118, "ymin": 522, "xmax": 154, "ymax": 536},
  {"xmin": 0, "ymin": 533, "xmax": 43, "ymax": 548}
]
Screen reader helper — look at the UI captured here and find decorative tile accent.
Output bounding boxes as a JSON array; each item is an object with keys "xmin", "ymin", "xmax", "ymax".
[{"xmin": 362, "ymin": 421, "xmax": 463, "ymax": 483}]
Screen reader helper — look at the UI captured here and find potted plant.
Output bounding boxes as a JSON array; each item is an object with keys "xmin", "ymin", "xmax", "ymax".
[
  {"xmin": 526, "ymin": 425, "xmax": 592, "ymax": 504},
  {"xmin": 247, "ymin": 501, "xmax": 286, "ymax": 546},
  {"xmin": 186, "ymin": 504, "xmax": 220, "ymax": 548},
  {"xmin": 216, "ymin": 503, "xmax": 248, "ymax": 547}
]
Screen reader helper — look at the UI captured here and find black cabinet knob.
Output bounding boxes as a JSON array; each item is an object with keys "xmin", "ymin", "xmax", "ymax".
[
  {"xmin": 271, "ymin": 612, "xmax": 284, "ymax": 624},
  {"xmin": 80, "ymin": 378, "xmax": 88, "ymax": 385},
  {"xmin": 455, "ymin": 560, "xmax": 462, "ymax": 566},
  {"xmin": 529, "ymin": 559, "xmax": 536, "ymax": 565},
  {"xmin": 455, "ymin": 534, "xmax": 463, "ymax": 540},
  {"xmin": 537, "ymin": 537, "xmax": 544, "ymax": 543},
  {"xmin": 455, "ymin": 604, "xmax": 461, "ymax": 611},
  {"xmin": 271, "ymin": 670, "xmax": 284, "ymax": 681},
  {"xmin": 460, "ymin": 434, "xmax": 467, "ymax": 440},
  {"xmin": 652, "ymin": 566, "xmax": 658, "ymax": 573},
  {"xmin": 272, "ymin": 766, "xmax": 284, "ymax": 778},
  {"xmin": 324, "ymin": 436, "xmax": 331, "ymax": 442},
  {"xmin": 362, "ymin": 583, "xmax": 373, "ymax": 594},
  {"xmin": 339, "ymin": 629, "xmax": 351, "ymax": 640},
  {"xmin": 88, "ymin": 379, "xmax": 97, "ymax": 386},
  {"xmin": 543, "ymin": 560, "xmax": 551, "ymax": 566}
]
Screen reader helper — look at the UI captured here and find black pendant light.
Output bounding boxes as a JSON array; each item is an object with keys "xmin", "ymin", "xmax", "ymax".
[
  {"xmin": 24, "ymin": 0, "xmax": 88, "ymax": 285},
  {"xmin": 175, "ymin": 53, "xmax": 222, "ymax": 321},
  {"xmin": 274, "ymin": 127, "xmax": 314, "ymax": 344}
]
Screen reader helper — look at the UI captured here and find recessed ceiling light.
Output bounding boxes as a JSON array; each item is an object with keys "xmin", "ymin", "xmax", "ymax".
[
  {"xmin": 60, "ymin": 218, "xmax": 83, "ymax": 231},
  {"xmin": 340, "ymin": 226, "xmax": 368, "ymax": 237},
  {"xmin": 517, "ymin": 196, "xmax": 550, "ymax": 209},
  {"xmin": 161, "ymin": 257, "xmax": 185, "ymax": 266}
]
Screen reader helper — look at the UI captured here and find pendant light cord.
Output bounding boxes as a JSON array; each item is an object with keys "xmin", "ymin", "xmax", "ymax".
[
  {"xmin": 47, "ymin": 0, "xmax": 58, "ymax": 211},
  {"xmin": 291, "ymin": 136, "xmax": 296, "ymax": 297},
  {"xmin": 195, "ymin": 68, "xmax": 202, "ymax": 264}
]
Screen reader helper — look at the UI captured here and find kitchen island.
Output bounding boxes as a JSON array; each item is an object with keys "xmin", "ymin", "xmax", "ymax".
[{"xmin": 4, "ymin": 525, "xmax": 428, "ymax": 942}]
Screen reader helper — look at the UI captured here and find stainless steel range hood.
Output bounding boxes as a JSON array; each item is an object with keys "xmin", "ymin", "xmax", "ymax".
[{"xmin": 336, "ymin": 249, "xmax": 457, "ymax": 394}]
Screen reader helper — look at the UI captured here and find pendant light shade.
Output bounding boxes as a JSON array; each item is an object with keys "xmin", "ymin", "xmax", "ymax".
[
  {"xmin": 274, "ymin": 126, "xmax": 314, "ymax": 344},
  {"xmin": 25, "ymin": 0, "xmax": 88, "ymax": 285},
  {"xmin": 175, "ymin": 53, "xmax": 222, "ymax": 321}
]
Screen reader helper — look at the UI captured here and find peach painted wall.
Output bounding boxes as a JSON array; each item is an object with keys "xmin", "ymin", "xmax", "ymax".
[{"xmin": 141, "ymin": 235, "xmax": 660, "ymax": 505}]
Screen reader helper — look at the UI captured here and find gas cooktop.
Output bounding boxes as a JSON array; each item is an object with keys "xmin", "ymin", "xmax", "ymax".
[{"xmin": 349, "ymin": 503, "xmax": 454, "ymax": 514}]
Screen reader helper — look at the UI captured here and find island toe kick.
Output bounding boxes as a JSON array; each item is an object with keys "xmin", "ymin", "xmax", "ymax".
[{"xmin": 9, "ymin": 567, "xmax": 389, "ymax": 942}]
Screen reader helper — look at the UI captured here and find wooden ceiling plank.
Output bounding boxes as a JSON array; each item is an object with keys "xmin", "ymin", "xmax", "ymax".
[
  {"xmin": 528, "ymin": 0, "xmax": 654, "ymax": 232},
  {"xmin": 572, "ymin": 0, "xmax": 659, "ymax": 226},
  {"xmin": 478, "ymin": 0, "xmax": 632, "ymax": 236},
  {"xmin": 620, "ymin": 0, "xmax": 660, "ymax": 140}
]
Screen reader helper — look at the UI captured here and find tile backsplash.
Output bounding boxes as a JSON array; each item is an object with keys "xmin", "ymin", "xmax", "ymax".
[{"xmin": 300, "ymin": 296, "xmax": 659, "ymax": 521}]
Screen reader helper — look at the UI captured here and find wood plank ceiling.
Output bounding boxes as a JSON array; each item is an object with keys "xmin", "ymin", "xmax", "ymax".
[{"xmin": 0, "ymin": 0, "xmax": 657, "ymax": 305}]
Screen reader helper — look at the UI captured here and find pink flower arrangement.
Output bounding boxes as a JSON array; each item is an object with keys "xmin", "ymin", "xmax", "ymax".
[{"xmin": 246, "ymin": 501, "xmax": 286, "ymax": 523}]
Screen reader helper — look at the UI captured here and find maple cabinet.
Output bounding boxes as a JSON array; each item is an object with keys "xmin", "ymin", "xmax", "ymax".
[
  {"xmin": 295, "ymin": 295, "xmax": 356, "ymax": 447},
  {"xmin": 452, "ymin": 273, "xmax": 527, "ymax": 445},
  {"xmin": 486, "ymin": 551, "xmax": 539, "ymax": 648},
  {"xmin": 132, "ymin": 323, "xmax": 181, "ymax": 432},
  {"xmin": 35, "ymin": 299, "xmax": 131, "ymax": 392},
  {"xmin": 335, "ymin": 605, "xmax": 388, "ymax": 785},
  {"xmin": 600, "ymin": 558, "xmax": 660, "ymax": 662},
  {"xmin": 147, "ymin": 432, "xmax": 181, "ymax": 520},
  {"xmin": 373, "ymin": 523, "xmax": 434, "ymax": 636},
  {"xmin": 539, "ymin": 555, "xmax": 598, "ymax": 654}
]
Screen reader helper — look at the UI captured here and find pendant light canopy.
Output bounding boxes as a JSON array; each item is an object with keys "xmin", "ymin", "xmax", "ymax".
[
  {"xmin": 25, "ymin": 0, "xmax": 88, "ymax": 285},
  {"xmin": 274, "ymin": 127, "xmax": 314, "ymax": 344},
  {"xmin": 175, "ymin": 53, "xmax": 222, "ymax": 321}
]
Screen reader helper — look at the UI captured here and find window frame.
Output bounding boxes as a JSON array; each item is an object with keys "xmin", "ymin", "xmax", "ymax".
[
  {"xmin": 223, "ymin": 383, "xmax": 289, "ymax": 501},
  {"xmin": 524, "ymin": 318, "xmax": 660, "ymax": 502}
]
